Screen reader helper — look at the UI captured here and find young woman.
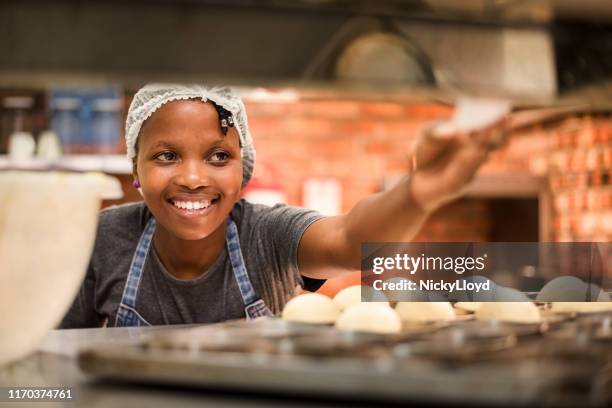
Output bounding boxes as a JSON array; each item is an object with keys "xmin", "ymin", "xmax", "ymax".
[{"xmin": 61, "ymin": 84, "xmax": 506, "ymax": 328}]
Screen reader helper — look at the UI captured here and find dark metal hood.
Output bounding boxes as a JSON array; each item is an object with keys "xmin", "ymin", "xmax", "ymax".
[{"xmin": 0, "ymin": 0, "xmax": 611, "ymax": 106}]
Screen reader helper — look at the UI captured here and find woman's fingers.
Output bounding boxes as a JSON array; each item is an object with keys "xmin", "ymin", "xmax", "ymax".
[
  {"xmin": 413, "ymin": 112, "xmax": 510, "ymax": 172},
  {"xmin": 469, "ymin": 116, "xmax": 510, "ymax": 150},
  {"xmin": 411, "ymin": 141, "xmax": 489, "ymax": 211},
  {"xmin": 412, "ymin": 121, "xmax": 461, "ymax": 168}
]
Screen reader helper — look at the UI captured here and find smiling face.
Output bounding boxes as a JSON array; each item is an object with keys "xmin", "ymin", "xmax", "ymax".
[{"xmin": 134, "ymin": 100, "xmax": 243, "ymax": 241}]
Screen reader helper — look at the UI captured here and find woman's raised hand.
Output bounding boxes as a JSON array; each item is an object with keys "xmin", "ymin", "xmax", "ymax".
[{"xmin": 410, "ymin": 98, "xmax": 512, "ymax": 212}]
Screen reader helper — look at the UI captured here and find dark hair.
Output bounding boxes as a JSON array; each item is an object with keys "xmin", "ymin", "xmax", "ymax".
[{"xmin": 209, "ymin": 101, "xmax": 235, "ymax": 136}]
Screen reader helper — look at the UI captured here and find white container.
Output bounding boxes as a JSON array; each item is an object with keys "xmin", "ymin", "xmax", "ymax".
[
  {"xmin": 0, "ymin": 171, "xmax": 122, "ymax": 365},
  {"xmin": 36, "ymin": 130, "xmax": 63, "ymax": 160},
  {"xmin": 8, "ymin": 131, "xmax": 36, "ymax": 162}
]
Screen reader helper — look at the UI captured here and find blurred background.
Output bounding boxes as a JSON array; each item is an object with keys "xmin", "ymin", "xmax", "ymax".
[{"xmin": 1, "ymin": 0, "xmax": 611, "ymax": 293}]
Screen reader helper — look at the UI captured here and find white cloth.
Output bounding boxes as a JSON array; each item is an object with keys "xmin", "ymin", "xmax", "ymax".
[{"xmin": 125, "ymin": 84, "xmax": 255, "ymax": 187}]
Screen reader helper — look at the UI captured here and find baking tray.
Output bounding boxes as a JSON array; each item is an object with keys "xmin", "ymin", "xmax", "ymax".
[{"xmin": 78, "ymin": 316, "xmax": 612, "ymax": 406}]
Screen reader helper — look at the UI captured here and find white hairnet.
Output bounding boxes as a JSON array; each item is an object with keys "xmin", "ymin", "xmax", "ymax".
[{"xmin": 125, "ymin": 83, "xmax": 255, "ymax": 187}]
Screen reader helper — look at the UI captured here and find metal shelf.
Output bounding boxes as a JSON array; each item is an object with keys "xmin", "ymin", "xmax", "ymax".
[{"xmin": 0, "ymin": 154, "xmax": 132, "ymax": 175}]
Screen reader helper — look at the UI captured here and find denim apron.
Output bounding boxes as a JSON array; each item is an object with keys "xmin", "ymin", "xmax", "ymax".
[{"xmin": 114, "ymin": 216, "xmax": 273, "ymax": 327}]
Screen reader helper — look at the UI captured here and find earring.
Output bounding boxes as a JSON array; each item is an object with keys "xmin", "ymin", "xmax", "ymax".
[{"xmin": 133, "ymin": 179, "xmax": 140, "ymax": 189}]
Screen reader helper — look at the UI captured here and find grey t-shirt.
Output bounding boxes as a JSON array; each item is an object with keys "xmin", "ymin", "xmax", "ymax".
[{"xmin": 60, "ymin": 199, "xmax": 323, "ymax": 328}]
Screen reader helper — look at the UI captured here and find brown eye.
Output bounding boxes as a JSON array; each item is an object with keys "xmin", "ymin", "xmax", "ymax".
[
  {"xmin": 209, "ymin": 151, "xmax": 229, "ymax": 163},
  {"xmin": 154, "ymin": 151, "xmax": 177, "ymax": 162}
]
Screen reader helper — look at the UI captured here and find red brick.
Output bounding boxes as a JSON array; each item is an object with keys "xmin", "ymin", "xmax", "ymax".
[
  {"xmin": 244, "ymin": 102, "xmax": 302, "ymax": 117},
  {"xmin": 405, "ymin": 104, "xmax": 453, "ymax": 120},
  {"xmin": 304, "ymin": 138, "xmax": 360, "ymax": 157},
  {"xmin": 301, "ymin": 100, "xmax": 361, "ymax": 120},
  {"xmin": 249, "ymin": 117, "xmax": 284, "ymax": 139},
  {"xmin": 333, "ymin": 121, "xmax": 377, "ymax": 138},
  {"xmin": 364, "ymin": 141, "xmax": 398, "ymax": 155},
  {"xmin": 360, "ymin": 102, "xmax": 406, "ymax": 118},
  {"xmin": 280, "ymin": 118, "xmax": 337, "ymax": 139},
  {"xmin": 371, "ymin": 121, "xmax": 423, "ymax": 140}
]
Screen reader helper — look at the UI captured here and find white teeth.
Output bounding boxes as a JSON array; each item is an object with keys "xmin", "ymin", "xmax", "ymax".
[{"xmin": 171, "ymin": 200, "xmax": 213, "ymax": 211}]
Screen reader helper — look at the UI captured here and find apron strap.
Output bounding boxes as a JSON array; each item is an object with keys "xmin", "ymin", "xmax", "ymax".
[
  {"xmin": 226, "ymin": 217, "xmax": 273, "ymax": 318},
  {"xmin": 115, "ymin": 217, "xmax": 156, "ymax": 326}
]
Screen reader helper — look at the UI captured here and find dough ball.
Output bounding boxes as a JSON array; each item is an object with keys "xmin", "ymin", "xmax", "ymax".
[
  {"xmin": 394, "ymin": 302, "xmax": 456, "ymax": 323},
  {"xmin": 454, "ymin": 302, "xmax": 483, "ymax": 312},
  {"xmin": 590, "ymin": 285, "xmax": 612, "ymax": 303},
  {"xmin": 282, "ymin": 293, "xmax": 339, "ymax": 324},
  {"xmin": 536, "ymin": 276, "xmax": 590, "ymax": 302},
  {"xmin": 551, "ymin": 302, "xmax": 612, "ymax": 313},
  {"xmin": 333, "ymin": 285, "xmax": 388, "ymax": 311},
  {"xmin": 551, "ymin": 284, "xmax": 612, "ymax": 313},
  {"xmin": 335, "ymin": 303, "xmax": 401, "ymax": 334},
  {"xmin": 591, "ymin": 284, "xmax": 611, "ymax": 302},
  {"xmin": 475, "ymin": 302, "xmax": 541, "ymax": 324}
]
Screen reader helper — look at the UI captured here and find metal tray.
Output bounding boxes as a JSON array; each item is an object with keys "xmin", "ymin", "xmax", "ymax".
[{"xmin": 79, "ymin": 317, "xmax": 612, "ymax": 407}]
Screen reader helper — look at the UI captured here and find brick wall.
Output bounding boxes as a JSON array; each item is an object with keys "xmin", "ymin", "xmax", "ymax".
[{"xmin": 546, "ymin": 116, "xmax": 612, "ymax": 241}]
